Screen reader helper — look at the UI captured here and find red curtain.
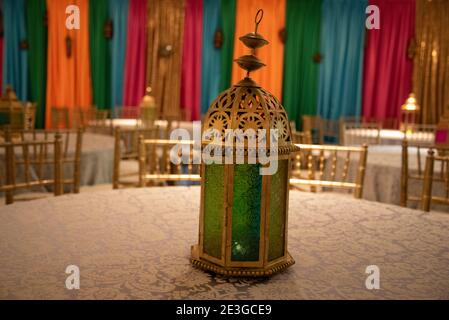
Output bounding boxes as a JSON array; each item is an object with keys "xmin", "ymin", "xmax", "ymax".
[{"xmin": 362, "ymin": 0, "xmax": 415, "ymax": 123}]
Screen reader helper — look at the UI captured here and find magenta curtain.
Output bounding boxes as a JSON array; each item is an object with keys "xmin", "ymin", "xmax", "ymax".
[
  {"xmin": 0, "ymin": 36, "xmax": 3, "ymax": 94},
  {"xmin": 123, "ymin": 0, "xmax": 147, "ymax": 107},
  {"xmin": 180, "ymin": 0, "xmax": 203, "ymax": 121},
  {"xmin": 362, "ymin": 0, "xmax": 415, "ymax": 122}
]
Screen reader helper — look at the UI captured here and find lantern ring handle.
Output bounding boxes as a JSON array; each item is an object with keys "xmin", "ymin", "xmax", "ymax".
[{"xmin": 254, "ymin": 9, "xmax": 263, "ymax": 33}]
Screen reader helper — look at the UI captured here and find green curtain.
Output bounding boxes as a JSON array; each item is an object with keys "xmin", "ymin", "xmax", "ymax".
[
  {"xmin": 89, "ymin": 0, "xmax": 111, "ymax": 109},
  {"xmin": 282, "ymin": 0, "xmax": 322, "ymax": 128},
  {"xmin": 219, "ymin": 0, "xmax": 236, "ymax": 92},
  {"xmin": 26, "ymin": 0, "xmax": 47, "ymax": 128}
]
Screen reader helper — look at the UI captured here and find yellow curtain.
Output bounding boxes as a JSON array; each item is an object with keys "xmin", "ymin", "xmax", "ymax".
[
  {"xmin": 231, "ymin": 0, "xmax": 285, "ymax": 100},
  {"xmin": 413, "ymin": 0, "xmax": 449, "ymax": 124},
  {"xmin": 46, "ymin": 0, "xmax": 92, "ymax": 128}
]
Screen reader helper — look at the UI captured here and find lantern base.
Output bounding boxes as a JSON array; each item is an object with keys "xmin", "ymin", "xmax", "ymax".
[{"xmin": 190, "ymin": 245, "xmax": 295, "ymax": 277}]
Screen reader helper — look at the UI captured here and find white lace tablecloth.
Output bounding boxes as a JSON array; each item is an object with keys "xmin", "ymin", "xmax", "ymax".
[{"xmin": 1, "ymin": 186, "xmax": 448, "ymax": 299}]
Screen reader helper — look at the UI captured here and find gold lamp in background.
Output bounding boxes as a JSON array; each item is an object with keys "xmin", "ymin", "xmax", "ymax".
[
  {"xmin": 139, "ymin": 86, "xmax": 157, "ymax": 128},
  {"xmin": 400, "ymin": 93, "xmax": 420, "ymax": 135}
]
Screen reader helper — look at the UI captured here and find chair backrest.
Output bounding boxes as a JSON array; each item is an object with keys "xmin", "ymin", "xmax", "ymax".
[
  {"xmin": 302, "ymin": 115, "xmax": 323, "ymax": 144},
  {"xmin": 4, "ymin": 128, "xmax": 83, "ymax": 193},
  {"xmin": 51, "ymin": 107, "xmax": 70, "ymax": 129},
  {"xmin": 422, "ymin": 150, "xmax": 449, "ymax": 212},
  {"xmin": 321, "ymin": 119, "xmax": 340, "ymax": 144},
  {"xmin": 403, "ymin": 124, "xmax": 436, "ymax": 146},
  {"xmin": 138, "ymin": 137, "xmax": 200, "ymax": 187},
  {"xmin": 113, "ymin": 106, "xmax": 140, "ymax": 119},
  {"xmin": 341, "ymin": 121, "xmax": 382, "ymax": 146},
  {"xmin": 400, "ymin": 140, "xmax": 449, "ymax": 207},
  {"xmin": 0, "ymin": 134, "xmax": 63, "ymax": 204},
  {"xmin": 113, "ymin": 126, "xmax": 161, "ymax": 189},
  {"xmin": 290, "ymin": 143, "xmax": 368, "ymax": 199},
  {"xmin": 292, "ymin": 131, "xmax": 312, "ymax": 144}
]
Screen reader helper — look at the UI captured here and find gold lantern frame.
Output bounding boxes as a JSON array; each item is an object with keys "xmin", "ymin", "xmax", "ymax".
[{"xmin": 191, "ymin": 10, "xmax": 297, "ymax": 277}]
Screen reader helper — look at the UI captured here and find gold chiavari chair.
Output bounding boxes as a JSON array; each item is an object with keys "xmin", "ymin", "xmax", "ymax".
[
  {"xmin": 400, "ymin": 140, "xmax": 449, "ymax": 207},
  {"xmin": 403, "ymin": 124, "xmax": 436, "ymax": 146},
  {"xmin": 422, "ymin": 150, "xmax": 449, "ymax": 212},
  {"xmin": 4, "ymin": 128, "xmax": 83, "ymax": 194},
  {"xmin": 292, "ymin": 131, "xmax": 313, "ymax": 144},
  {"xmin": 0, "ymin": 134, "xmax": 63, "ymax": 205},
  {"xmin": 290, "ymin": 144, "xmax": 368, "ymax": 199},
  {"xmin": 138, "ymin": 137, "xmax": 200, "ymax": 187},
  {"xmin": 113, "ymin": 126, "xmax": 161, "ymax": 189},
  {"xmin": 302, "ymin": 115, "xmax": 323, "ymax": 144},
  {"xmin": 51, "ymin": 106, "xmax": 70, "ymax": 129},
  {"xmin": 340, "ymin": 121, "xmax": 382, "ymax": 146}
]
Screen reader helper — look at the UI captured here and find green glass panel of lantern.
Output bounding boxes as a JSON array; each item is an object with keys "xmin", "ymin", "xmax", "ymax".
[
  {"xmin": 231, "ymin": 164, "xmax": 262, "ymax": 261},
  {"xmin": 268, "ymin": 159, "xmax": 288, "ymax": 261},
  {"xmin": 203, "ymin": 164, "xmax": 225, "ymax": 259}
]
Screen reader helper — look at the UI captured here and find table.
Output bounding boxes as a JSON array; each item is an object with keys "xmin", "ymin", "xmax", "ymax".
[{"xmin": 1, "ymin": 186, "xmax": 448, "ymax": 299}]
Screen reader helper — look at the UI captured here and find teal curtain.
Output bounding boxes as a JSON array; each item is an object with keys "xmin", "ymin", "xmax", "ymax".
[
  {"xmin": 201, "ymin": 0, "xmax": 221, "ymax": 115},
  {"xmin": 219, "ymin": 0, "xmax": 236, "ymax": 91},
  {"xmin": 90, "ymin": 0, "xmax": 111, "ymax": 109},
  {"xmin": 317, "ymin": 0, "xmax": 367, "ymax": 120},
  {"xmin": 282, "ymin": 0, "xmax": 322, "ymax": 127},
  {"xmin": 26, "ymin": 0, "xmax": 47, "ymax": 128},
  {"xmin": 3, "ymin": 0, "xmax": 28, "ymax": 100},
  {"xmin": 109, "ymin": 0, "xmax": 128, "ymax": 108}
]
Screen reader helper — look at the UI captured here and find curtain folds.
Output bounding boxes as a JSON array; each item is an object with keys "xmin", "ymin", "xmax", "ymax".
[
  {"xmin": 180, "ymin": 0, "xmax": 203, "ymax": 121},
  {"xmin": 219, "ymin": 0, "xmax": 235, "ymax": 92},
  {"xmin": 200, "ymin": 0, "xmax": 221, "ymax": 116},
  {"xmin": 317, "ymin": 0, "xmax": 367, "ymax": 120},
  {"xmin": 26, "ymin": 0, "xmax": 48, "ymax": 129},
  {"xmin": 282, "ymin": 0, "xmax": 322, "ymax": 127},
  {"xmin": 123, "ymin": 0, "xmax": 147, "ymax": 107},
  {"xmin": 109, "ymin": 0, "xmax": 128, "ymax": 108},
  {"xmin": 89, "ymin": 0, "xmax": 111, "ymax": 110},
  {"xmin": 413, "ymin": 0, "xmax": 449, "ymax": 124},
  {"xmin": 362, "ymin": 0, "xmax": 415, "ymax": 123},
  {"xmin": 46, "ymin": 0, "xmax": 92, "ymax": 128},
  {"xmin": 231, "ymin": 0, "xmax": 285, "ymax": 99},
  {"xmin": 3, "ymin": 0, "xmax": 28, "ymax": 100}
]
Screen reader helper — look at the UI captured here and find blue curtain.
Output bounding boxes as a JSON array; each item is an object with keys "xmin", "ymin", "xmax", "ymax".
[
  {"xmin": 317, "ymin": 0, "xmax": 367, "ymax": 120},
  {"xmin": 109, "ymin": 0, "xmax": 129, "ymax": 108},
  {"xmin": 2, "ymin": 0, "xmax": 28, "ymax": 99},
  {"xmin": 201, "ymin": 0, "xmax": 221, "ymax": 115}
]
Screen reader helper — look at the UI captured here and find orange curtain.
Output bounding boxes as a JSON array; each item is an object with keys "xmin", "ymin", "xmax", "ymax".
[
  {"xmin": 231, "ymin": 0, "xmax": 285, "ymax": 100},
  {"xmin": 46, "ymin": 0, "xmax": 92, "ymax": 128}
]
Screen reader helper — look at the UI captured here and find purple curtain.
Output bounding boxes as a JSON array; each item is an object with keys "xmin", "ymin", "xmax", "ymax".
[
  {"xmin": 180, "ymin": 0, "xmax": 203, "ymax": 121},
  {"xmin": 123, "ymin": 0, "xmax": 147, "ymax": 107},
  {"xmin": 362, "ymin": 0, "xmax": 415, "ymax": 122}
]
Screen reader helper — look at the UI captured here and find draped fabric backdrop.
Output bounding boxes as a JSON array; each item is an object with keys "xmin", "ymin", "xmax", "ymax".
[
  {"xmin": 413, "ymin": 0, "xmax": 449, "ymax": 124},
  {"xmin": 180, "ymin": 0, "xmax": 203, "ymax": 121},
  {"xmin": 109, "ymin": 0, "xmax": 128, "ymax": 108},
  {"xmin": 26, "ymin": 0, "xmax": 47, "ymax": 128},
  {"xmin": 282, "ymin": 0, "xmax": 322, "ymax": 127},
  {"xmin": 201, "ymin": 0, "xmax": 221, "ymax": 116},
  {"xmin": 232, "ymin": 0, "xmax": 286, "ymax": 99},
  {"xmin": 123, "ymin": 0, "xmax": 147, "ymax": 107},
  {"xmin": 46, "ymin": 0, "xmax": 92, "ymax": 128},
  {"xmin": 317, "ymin": 0, "xmax": 367, "ymax": 120},
  {"xmin": 219, "ymin": 0, "xmax": 236, "ymax": 92},
  {"xmin": 0, "ymin": 0, "xmax": 3, "ymax": 94},
  {"xmin": 89, "ymin": 0, "xmax": 111, "ymax": 109},
  {"xmin": 146, "ymin": 0, "xmax": 185, "ymax": 119},
  {"xmin": 3, "ymin": 0, "xmax": 28, "ymax": 100},
  {"xmin": 362, "ymin": 0, "xmax": 415, "ymax": 123}
]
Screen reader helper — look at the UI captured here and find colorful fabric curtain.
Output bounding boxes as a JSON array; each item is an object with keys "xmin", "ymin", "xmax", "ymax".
[
  {"xmin": 26, "ymin": 0, "xmax": 47, "ymax": 128},
  {"xmin": 362, "ymin": 0, "xmax": 415, "ymax": 123},
  {"xmin": 231, "ymin": 0, "xmax": 286, "ymax": 99},
  {"xmin": 317, "ymin": 0, "xmax": 367, "ymax": 120},
  {"xmin": 0, "ymin": 2, "xmax": 3, "ymax": 95},
  {"xmin": 282, "ymin": 0, "xmax": 322, "ymax": 127},
  {"xmin": 200, "ymin": 0, "xmax": 221, "ymax": 116},
  {"xmin": 123, "ymin": 0, "xmax": 147, "ymax": 107},
  {"xmin": 181, "ymin": 0, "xmax": 203, "ymax": 121},
  {"xmin": 3, "ymin": 0, "xmax": 28, "ymax": 100},
  {"xmin": 219, "ymin": 0, "xmax": 236, "ymax": 92},
  {"xmin": 89, "ymin": 0, "xmax": 111, "ymax": 110},
  {"xmin": 46, "ymin": 0, "xmax": 92, "ymax": 128},
  {"xmin": 413, "ymin": 0, "xmax": 449, "ymax": 124},
  {"xmin": 109, "ymin": 0, "xmax": 128, "ymax": 108}
]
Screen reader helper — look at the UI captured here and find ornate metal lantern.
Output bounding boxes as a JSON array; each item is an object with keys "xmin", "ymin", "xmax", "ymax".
[{"xmin": 191, "ymin": 10, "xmax": 298, "ymax": 277}]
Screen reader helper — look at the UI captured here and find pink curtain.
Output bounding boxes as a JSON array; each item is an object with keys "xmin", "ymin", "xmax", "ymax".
[
  {"xmin": 362, "ymin": 0, "xmax": 415, "ymax": 122},
  {"xmin": 123, "ymin": 0, "xmax": 147, "ymax": 107},
  {"xmin": 180, "ymin": 0, "xmax": 203, "ymax": 121}
]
